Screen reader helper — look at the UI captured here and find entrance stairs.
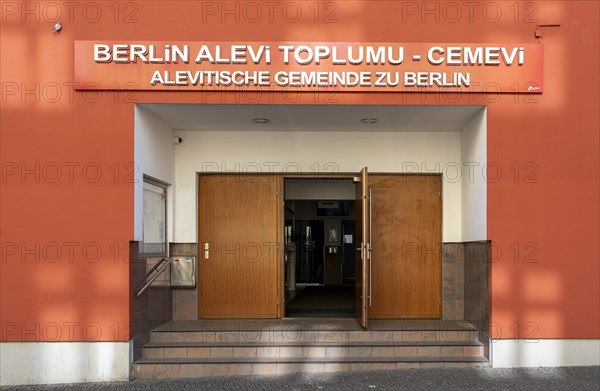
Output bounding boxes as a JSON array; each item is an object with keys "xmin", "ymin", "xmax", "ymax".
[{"xmin": 133, "ymin": 319, "xmax": 488, "ymax": 379}]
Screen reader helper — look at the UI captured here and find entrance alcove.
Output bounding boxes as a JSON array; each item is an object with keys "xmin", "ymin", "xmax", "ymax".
[{"xmin": 131, "ymin": 104, "xmax": 490, "ymax": 359}]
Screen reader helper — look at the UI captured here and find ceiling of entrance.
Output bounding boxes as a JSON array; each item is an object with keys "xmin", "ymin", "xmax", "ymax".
[{"xmin": 141, "ymin": 104, "xmax": 483, "ymax": 132}]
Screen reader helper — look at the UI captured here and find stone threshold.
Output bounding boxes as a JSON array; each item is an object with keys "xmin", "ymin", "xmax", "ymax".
[
  {"xmin": 154, "ymin": 319, "xmax": 478, "ymax": 332},
  {"xmin": 144, "ymin": 340, "xmax": 485, "ymax": 348}
]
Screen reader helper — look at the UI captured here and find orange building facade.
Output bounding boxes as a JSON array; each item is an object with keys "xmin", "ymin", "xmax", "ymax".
[{"xmin": 1, "ymin": 0, "xmax": 599, "ymax": 385}]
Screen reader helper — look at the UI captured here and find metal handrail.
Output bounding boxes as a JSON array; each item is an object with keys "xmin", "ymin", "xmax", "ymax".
[{"xmin": 135, "ymin": 257, "xmax": 172, "ymax": 298}]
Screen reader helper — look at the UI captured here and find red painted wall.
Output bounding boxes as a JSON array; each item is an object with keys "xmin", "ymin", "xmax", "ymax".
[{"xmin": 1, "ymin": 1, "xmax": 598, "ymax": 341}]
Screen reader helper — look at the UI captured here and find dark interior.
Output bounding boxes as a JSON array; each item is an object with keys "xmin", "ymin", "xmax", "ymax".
[
  {"xmin": 283, "ymin": 179, "xmax": 357, "ymax": 318},
  {"xmin": 285, "ymin": 286, "xmax": 355, "ymax": 318}
]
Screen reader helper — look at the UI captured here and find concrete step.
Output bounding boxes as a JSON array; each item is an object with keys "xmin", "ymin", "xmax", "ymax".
[
  {"xmin": 149, "ymin": 329, "xmax": 480, "ymax": 344},
  {"xmin": 133, "ymin": 356, "xmax": 490, "ymax": 379},
  {"xmin": 135, "ymin": 320, "xmax": 488, "ymax": 379},
  {"xmin": 142, "ymin": 341, "xmax": 485, "ymax": 359}
]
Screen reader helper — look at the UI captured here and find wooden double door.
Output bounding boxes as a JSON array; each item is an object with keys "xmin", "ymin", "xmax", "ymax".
[{"xmin": 198, "ymin": 172, "xmax": 442, "ymax": 324}]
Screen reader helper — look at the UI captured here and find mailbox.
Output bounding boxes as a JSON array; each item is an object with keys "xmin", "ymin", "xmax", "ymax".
[{"xmin": 170, "ymin": 257, "xmax": 196, "ymax": 288}]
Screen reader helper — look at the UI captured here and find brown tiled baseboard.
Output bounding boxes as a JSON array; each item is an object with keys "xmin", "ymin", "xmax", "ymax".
[
  {"xmin": 463, "ymin": 241, "xmax": 491, "ymax": 359},
  {"xmin": 442, "ymin": 243, "xmax": 465, "ymax": 321},
  {"xmin": 131, "ymin": 241, "xmax": 173, "ymax": 361},
  {"xmin": 170, "ymin": 243, "xmax": 198, "ymax": 321}
]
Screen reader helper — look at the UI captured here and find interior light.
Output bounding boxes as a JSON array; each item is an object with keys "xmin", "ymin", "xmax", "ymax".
[
  {"xmin": 360, "ymin": 118, "xmax": 378, "ymax": 124},
  {"xmin": 252, "ymin": 118, "xmax": 270, "ymax": 124}
]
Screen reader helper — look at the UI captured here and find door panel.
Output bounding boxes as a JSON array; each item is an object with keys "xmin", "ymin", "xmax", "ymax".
[
  {"xmin": 369, "ymin": 174, "xmax": 442, "ymax": 318},
  {"xmin": 355, "ymin": 168, "xmax": 370, "ymax": 328},
  {"xmin": 198, "ymin": 175, "xmax": 280, "ymax": 318}
]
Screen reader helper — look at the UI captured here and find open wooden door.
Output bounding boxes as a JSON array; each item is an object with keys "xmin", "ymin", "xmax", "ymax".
[
  {"xmin": 198, "ymin": 174, "xmax": 281, "ymax": 318},
  {"xmin": 355, "ymin": 167, "xmax": 371, "ymax": 328}
]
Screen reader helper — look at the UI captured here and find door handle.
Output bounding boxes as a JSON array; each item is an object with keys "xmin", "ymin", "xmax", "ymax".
[
  {"xmin": 204, "ymin": 243, "xmax": 209, "ymax": 260},
  {"xmin": 368, "ymin": 189, "xmax": 372, "ymax": 307}
]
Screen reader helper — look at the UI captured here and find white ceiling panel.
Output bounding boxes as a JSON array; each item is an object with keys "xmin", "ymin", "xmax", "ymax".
[{"xmin": 140, "ymin": 104, "xmax": 483, "ymax": 132}]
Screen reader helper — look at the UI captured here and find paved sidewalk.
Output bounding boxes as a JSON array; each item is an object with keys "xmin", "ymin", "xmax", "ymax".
[{"xmin": 4, "ymin": 367, "xmax": 600, "ymax": 391}]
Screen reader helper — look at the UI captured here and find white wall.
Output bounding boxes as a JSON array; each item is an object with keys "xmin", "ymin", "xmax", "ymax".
[
  {"xmin": 134, "ymin": 106, "xmax": 176, "ymax": 242},
  {"xmin": 461, "ymin": 108, "xmax": 487, "ymax": 241},
  {"xmin": 0, "ymin": 342, "xmax": 131, "ymax": 386},
  {"xmin": 173, "ymin": 130, "xmax": 463, "ymax": 243},
  {"xmin": 492, "ymin": 339, "xmax": 600, "ymax": 367}
]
